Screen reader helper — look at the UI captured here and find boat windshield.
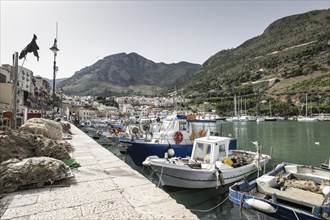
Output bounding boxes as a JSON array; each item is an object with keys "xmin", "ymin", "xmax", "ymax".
[
  {"xmin": 192, "ymin": 142, "xmax": 211, "ymax": 161},
  {"xmin": 214, "ymin": 143, "xmax": 227, "ymax": 160}
]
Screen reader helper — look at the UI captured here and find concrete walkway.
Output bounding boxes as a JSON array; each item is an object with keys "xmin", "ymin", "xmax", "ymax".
[{"xmin": 0, "ymin": 125, "xmax": 197, "ymax": 219}]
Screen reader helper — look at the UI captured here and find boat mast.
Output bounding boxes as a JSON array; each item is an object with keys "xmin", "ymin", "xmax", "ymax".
[
  {"xmin": 305, "ymin": 93, "xmax": 308, "ymax": 117},
  {"xmin": 234, "ymin": 94, "xmax": 237, "ymax": 117}
]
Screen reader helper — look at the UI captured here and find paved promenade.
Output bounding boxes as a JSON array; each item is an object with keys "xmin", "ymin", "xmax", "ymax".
[{"xmin": 0, "ymin": 125, "xmax": 197, "ymax": 219}]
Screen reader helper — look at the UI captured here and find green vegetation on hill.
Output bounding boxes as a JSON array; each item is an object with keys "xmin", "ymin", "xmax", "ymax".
[
  {"xmin": 59, "ymin": 9, "xmax": 330, "ymax": 116},
  {"xmin": 183, "ymin": 9, "xmax": 330, "ymax": 115}
]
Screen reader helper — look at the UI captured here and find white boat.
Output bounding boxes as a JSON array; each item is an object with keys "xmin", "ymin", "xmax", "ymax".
[
  {"xmin": 239, "ymin": 114, "xmax": 256, "ymax": 122},
  {"xmin": 256, "ymin": 116, "xmax": 265, "ymax": 122},
  {"xmin": 298, "ymin": 93, "xmax": 318, "ymax": 122},
  {"xmin": 298, "ymin": 116, "xmax": 318, "ymax": 122},
  {"xmin": 226, "ymin": 116, "xmax": 240, "ymax": 122},
  {"xmin": 227, "ymin": 95, "xmax": 255, "ymax": 122},
  {"xmin": 227, "ymin": 94, "xmax": 240, "ymax": 122},
  {"xmin": 143, "ymin": 133, "xmax": 271, "ymax": 189}
]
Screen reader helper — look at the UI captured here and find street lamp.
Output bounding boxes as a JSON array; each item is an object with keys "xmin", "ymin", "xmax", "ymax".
[{"xmin": 50, "ymin": 38, "xmax": 59, "ymax": 119}]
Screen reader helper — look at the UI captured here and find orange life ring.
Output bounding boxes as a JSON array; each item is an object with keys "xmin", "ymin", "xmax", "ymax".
[{"xmin": 173, "ymin": 131, "xmax": 184, "ymax": 144}]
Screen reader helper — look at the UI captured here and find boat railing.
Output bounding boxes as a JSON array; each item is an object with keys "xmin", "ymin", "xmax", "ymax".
[{"xmin": 154, "ymin": 137, "xmax": 192, "ymax": 145}]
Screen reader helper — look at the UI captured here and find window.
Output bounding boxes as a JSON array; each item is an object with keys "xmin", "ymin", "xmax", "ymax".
[
  {"xmin": 218, "ymin": 144, "xmax": 226, "ymax": 159},
  {"xmin": 192, "ymin": 142, "xmax": 211, "ymax": 161},
  {"xmin": 179, "ymin": 122, "xmax": 187, "ymax": 131}
]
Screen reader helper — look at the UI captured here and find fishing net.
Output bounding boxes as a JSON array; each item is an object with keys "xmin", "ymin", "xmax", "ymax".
[
  {"xmin": 0, "ymin": 131, "xmax": 70, "ymax": 164},
  {"xmin": 0, "ymin": 157, "xmax": 73, "ymax": 194},
  {"xmin": 19, "ymin": 118, "xmax": 63, "ymax": 140},
  {"xmin": 59, "ymin": 121, "xmax": 72, "ymax": 134},
  {"xmin": 18, "ymin": 123, "xmax": 50, "ymax": 138},
  {"xmin": 35, "ymin": 137, "xmax": 70, "ymax": 159}
]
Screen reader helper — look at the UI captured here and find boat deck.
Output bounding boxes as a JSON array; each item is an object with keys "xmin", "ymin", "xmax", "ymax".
[{"xmin": 257, "ymin": 184, "xmax": 324, "ymax": 208}]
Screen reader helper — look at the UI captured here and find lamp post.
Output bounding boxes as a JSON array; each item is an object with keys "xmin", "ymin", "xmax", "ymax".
[{"xmin": 50, "ymin": 39, "xmax": 59, "ymax": 120}]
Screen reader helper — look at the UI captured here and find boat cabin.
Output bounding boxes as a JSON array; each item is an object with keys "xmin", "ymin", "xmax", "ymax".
[{"xmin": 191, "ymin": 136, "xmax": 234, "ymax": 164}]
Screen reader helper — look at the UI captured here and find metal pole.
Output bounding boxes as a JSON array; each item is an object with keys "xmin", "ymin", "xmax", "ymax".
[
  {"xmin": 12, "ymin": 52, "xmax": 18, "ymax": 129},
  {"xmin": 60, "ymin": 88, "xmax": 63, "ymax": 115},
  {"xmin": 52, "ymin": 54, "xmax": 56, "ymax": 120}
]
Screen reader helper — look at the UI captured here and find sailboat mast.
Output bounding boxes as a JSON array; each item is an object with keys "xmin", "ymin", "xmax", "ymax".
[
  {"xmin": 234, "ymin": 94, "xmax": 237, "ymax": 116},
  {"xmin": 305, "ymin": 93, "xmax": 308, "ymax": 117}
]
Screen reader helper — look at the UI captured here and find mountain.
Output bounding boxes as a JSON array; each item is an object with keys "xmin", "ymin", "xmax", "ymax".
[
  {"xmin": 58, "ymin": 52, "xmax": 201, "ymax": 96},
  {"xmin": 58, "ymin": 9, "xmax": 329, "ymax": 115},
  {"xmin": 44, "ymin": 77, "xmax": 68, "ymax": 87},
  {"xmin": 182, "ymin": 9, "xmax": 330, "ymax": 114}
]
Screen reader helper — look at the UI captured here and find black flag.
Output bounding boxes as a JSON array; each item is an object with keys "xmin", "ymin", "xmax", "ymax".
[{"xmin": 19, "ymin": 34, "xmax": 40, "ymax": 61}]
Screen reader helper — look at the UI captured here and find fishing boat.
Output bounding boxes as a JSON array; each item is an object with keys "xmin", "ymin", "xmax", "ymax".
[
  {"xmin": 142, "ymin": 133, "xmax": 270, "ymax": 189},
  {"xmin": 298, "ymin": 93, "xmax": 318, "ymax": 122},
  {"xmin": 227, "ymin": 95, "xmax": 255, "ymax": 122},
  {"xmin": 229, "ymin": 162, "xmax": 330, "ymax": 220},
  {"xmin": 123, "ymin": 112, "xmax": 218, "ymax": 166},
  {"xmin": 226, "ymin": 94, "xmax": 240, "ymax": 122}
]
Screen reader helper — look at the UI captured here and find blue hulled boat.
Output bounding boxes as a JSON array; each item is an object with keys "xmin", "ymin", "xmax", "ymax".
[
  {"xmin": 122, "ymin": 112, "xmax": 221, "ymax": 166},
  {"xmin": 229, "ymin": 162, "xmax": 330, "ymax": 220}
]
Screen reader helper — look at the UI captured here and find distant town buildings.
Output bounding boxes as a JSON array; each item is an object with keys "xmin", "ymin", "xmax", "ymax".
[
  {"xmin": 0, "ymin": 64, "xmax": 52, "ymax": 115},
  {"xmin": 1, "ymin": 64, "xmax": 220, "ymax": 123}
]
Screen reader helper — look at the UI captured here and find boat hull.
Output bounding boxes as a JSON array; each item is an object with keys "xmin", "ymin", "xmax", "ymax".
[
  {"xmin": 297, "ymin": 117, "xmax": 318, "ymax": 122},
  {"xmin": 150, "ymin": 159, "xmax": 268, "ymax": 189},
  {"xmin": 126, "ymin": 142, "xmax": 193, "ymax": 166},
  {"xmin": 127, "ymin": 138, "xmax": 238, "ymax": 166}
]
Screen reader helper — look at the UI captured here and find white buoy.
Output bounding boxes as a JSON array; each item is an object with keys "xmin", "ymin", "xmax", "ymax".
[
  {"xmin": 167, "ymin": 148, "xmax": 175, "ymax": 157},
  {"xmin": 246, "ymin": 198, "xmax": 276, "ymax": 213},
  {"xmin": 322, "ymin": 186, "xmax": 330, "ymax": 196}
]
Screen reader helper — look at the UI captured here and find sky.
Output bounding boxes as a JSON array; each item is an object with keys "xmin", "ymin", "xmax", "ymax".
[{"xmin": 0, "ymin": 1, "xmax": 329, "ymax": 80}]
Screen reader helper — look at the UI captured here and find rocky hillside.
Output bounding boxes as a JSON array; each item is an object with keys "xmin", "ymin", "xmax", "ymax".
[
  {"xmin": 182, "ymin": 9, "xmax": 330, "ymax": 115},
  {"xmin": 58, "ymin": 52, "xmax": 201, "ymax": 96}
]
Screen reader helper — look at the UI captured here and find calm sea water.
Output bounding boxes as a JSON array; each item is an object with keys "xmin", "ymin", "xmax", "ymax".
[{"xmin": 101, "ymin": 120, "xmax": 330, "ymax": 220}]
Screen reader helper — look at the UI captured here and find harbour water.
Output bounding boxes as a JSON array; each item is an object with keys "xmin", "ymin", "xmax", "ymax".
[{"xmin": 99, "ymin": 120, "xmax": 330, "ymax": 219}]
